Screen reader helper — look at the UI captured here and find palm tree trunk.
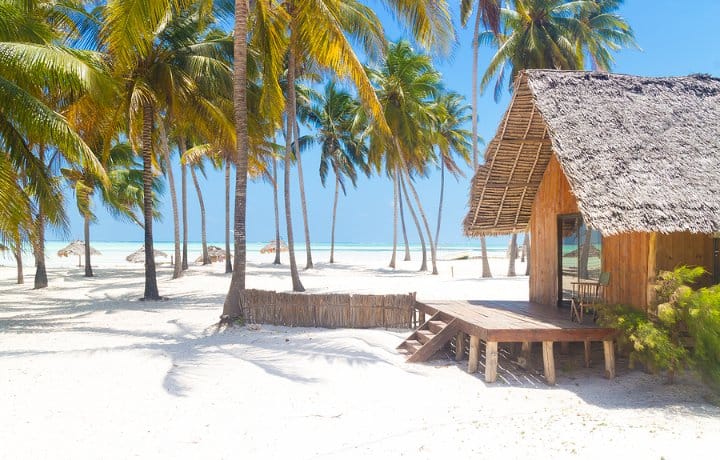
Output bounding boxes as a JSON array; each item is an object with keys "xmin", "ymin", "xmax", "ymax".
[
  {"xmin": 84, "ymin": 214, "xmax": 93, "ymax": 277},
  {"xmin": 481, "ymin": 237, "xmax": 492, "ymax": 277},
  {"xmin": 222, "ymin": 0, "xmax": 250, "ymax": 319},
  {"xmin": 141, "ymin": 102, "xmax": 160, "ymax": 300},
  {"xmin": 507, "ymin": 233, "xmax": 518, "ymax": 277},
  {"xmin": 330, "ymin": 172, "xmax": 339, "ymax": 264},
  {"xmin": 403, "ymin": 169, "xmax": 438, "ymax": 275},
  {"xmin": 472, "ymin": 7, "xmax": 492, "ymax": 279},
  {"xmin": 272, "ymin": 155, "xmax": 281, "ymax": 265},
  {"xmin": 191, "ymin": 166, "xmax": 210, "ymax": 265},
  {"xmin": 389, "ymin": 173, "xmax": 398, "ymax": 269},
  {"xmin": 434, "ymin": 159, "xmax": 445, "ymax": 258},
  {"xmin": 398, "ymin": 181, "xmax": 411, "ymax": 261},
  {"xmin": 399, "ymin": 173, "xmax": 427, "ymax": 272},
  {"xmin": 284, "ymin": 44, "xmax": 304, "ymax": 292},
  {"xmin": 34, "ymin": 145, "xmax": 47, "ymax": 289},
  {"xmin": 14, "ymin": 243, "xmax": 23, "ymax": 285},
  {"xmin": 181, "ymin": 145, "xmax": 189, "ymax": 271},
  {"xmin": 159, "ymin": 120, "xmax": 182, "ymax": 279},
  {"xmin": 292, "ymin": 119, "xmax": 313, "ymax": 270},
  {"xmin": 524, "ymin": 233, "xmax": 530, "ymax": 276},
  {"xmin": 224, "ymin": 159, "xmax": 233, "ymax": 273},
  {"xmin": 471, "ymin": 4, "xmax": 482, "ymax": 170}
]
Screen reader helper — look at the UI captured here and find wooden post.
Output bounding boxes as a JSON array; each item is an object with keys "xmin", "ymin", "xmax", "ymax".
[
  {"xmin": 603, "ymin": 340, "xmax": 615, "ymax": 379},
  {"xmin": 418, "ymin": 310, "xmax": 426, "ymax": 326},
  {"xmin": 468, "ymin": 335, "xmax": 480, "ymax": 374},
  {"xmin": 584, "ymin": 340, "xmax": 591, "ymax": 368},
  {"xmin": 454, "ymin": 331, "xmax": 465, "ymax": 361},
  {"xmin": 542, "ymin": 341, "xmax": 556, "ymax": 385},
  {"xmin": 519, "ymin": 341, "xmax": 532, "ymax": 369},
  {"xmin": 485, "ymin": 341, "xmax": 499, "ymax": 383}
]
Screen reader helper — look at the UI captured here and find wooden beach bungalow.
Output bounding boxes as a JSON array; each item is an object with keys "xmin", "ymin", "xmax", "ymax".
[{"xmin": 464, "ymin": 70, "xmax": 720, "ymax": 310}]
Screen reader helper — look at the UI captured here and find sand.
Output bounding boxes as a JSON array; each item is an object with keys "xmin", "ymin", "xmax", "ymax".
[{"xmin": 1, "ymin": 251, "xmax": 718, "ymax": 459}]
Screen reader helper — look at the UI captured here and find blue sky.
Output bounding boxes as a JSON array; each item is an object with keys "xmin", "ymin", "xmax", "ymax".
[{"xmin": 56, "ymin": 0, "xmax": 720, "ymax": 245}]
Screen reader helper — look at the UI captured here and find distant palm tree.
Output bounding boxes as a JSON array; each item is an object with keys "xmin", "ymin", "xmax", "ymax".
[
  {"xmin": 368, "ymin": 41, "xmax": 442, "ymax": 274},
  {"xmin": 306, "ymin": 82, "xmax": 369, "ymax": 263},
  {"xmin": 430, "ymin": 92, "xmax": 472, "ymax": 255}
]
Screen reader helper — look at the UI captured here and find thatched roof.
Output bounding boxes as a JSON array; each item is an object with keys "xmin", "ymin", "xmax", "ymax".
[
  {"xmin": 126, "ymin": 245, "xmax": 168, "ymax": 263},
  {"xmin": 260, "ymin": 240, "xmax": 288, "ymax": 254},
  {"xmin": 57, "ymin": 240, "xmax": 101, "ymax": 257},
  {"xmin": 195, "ymin": 245, "xmax": 227, "ymax": 263},
  {"xmin": 465, "ymin": 70, "xmax": 720, "ymax": 236}
]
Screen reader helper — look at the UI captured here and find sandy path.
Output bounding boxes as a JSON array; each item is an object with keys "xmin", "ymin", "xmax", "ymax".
[{"xmin": 1, "ymin": 258, "xmax": 718, "ymax": 459}]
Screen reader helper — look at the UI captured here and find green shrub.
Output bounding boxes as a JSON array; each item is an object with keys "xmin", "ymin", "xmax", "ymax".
[{"xmin": 597, "ymin": 266, "xmax": 720, "ymax": 391}]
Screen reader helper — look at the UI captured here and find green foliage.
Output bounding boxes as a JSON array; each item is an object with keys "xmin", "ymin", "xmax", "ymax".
[{"xmin": 598, "ymin": 266, "xmax": 720, "ymax": 392}]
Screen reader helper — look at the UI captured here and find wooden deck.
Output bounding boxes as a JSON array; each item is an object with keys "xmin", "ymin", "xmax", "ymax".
[{"xmin": 410, "ymin": 299, "xmax": 616, "ymax": 385}]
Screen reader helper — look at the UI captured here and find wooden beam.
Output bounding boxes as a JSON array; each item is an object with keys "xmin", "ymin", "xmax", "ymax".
[
  {"xmin": 454, "ymin": 331, "xmax": 465, "ymax": 361},
  {"xmin": 584, "ymin": 340, "xmax": 591, "ymax": 368},
  {"xmin": 468, "ymin": 335, "xmax": 481, "ymax": 374},
  {"xmin": 519, "ymin": 341, "xmax": 532, "ymax": 369},
  {"xmin": 603, "ymin": 340, "xmax": 615, "ymax": 379},
  {"xmin": 542, "ymin": 341, "xmax": 556, "ymax": 385},
  {"xmin": 485, "ymin": 341, "xmax": 499, "ymax": 383}
]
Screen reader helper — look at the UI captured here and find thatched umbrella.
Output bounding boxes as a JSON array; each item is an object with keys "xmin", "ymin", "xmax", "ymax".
[
  {"xmin": 195, "ymin": 245, "xmax": 227, "ymax": 263},
  {"xmin": 260, "ymin": 239, "xmax": 288, "ymax": 254},
  {"xmin": 57, "ymin": 240, "xmax": 101, "ymax": 267},
  {"xmin": 126, "ymin": 245, "xmax": 169, "ymax": 263}
]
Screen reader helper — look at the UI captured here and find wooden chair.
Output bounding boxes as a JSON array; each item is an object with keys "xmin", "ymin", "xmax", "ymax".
[{"xmin": 570, "ymin": 272, "xmax": 610, "ymax": 323}]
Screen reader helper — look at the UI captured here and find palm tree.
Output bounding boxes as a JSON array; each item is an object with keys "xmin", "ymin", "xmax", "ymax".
[
  {"xmin": 430, "ymin": 92, "xmax": 472, "ymax": 255},
  {"xmin": 480, "ymin": 0, "xmax": 636, "ymax": 96},
  {"xmin": 367, "ymin": 41, "xmax": 442, "ymax": 274},
  {"xmin": 0, "ymin": 0, "xmax": 110, "ymax": 289},
  {"xmin": 461, "ymin": 0, "xmax": 501, "ymax": 279},
  {"xmin": 306, "ymin": 82, "xmax": 369, "ymax": 263},
  {"xmin": 102, "ymin": 0, "xmax": 231, "ymax": 298}
]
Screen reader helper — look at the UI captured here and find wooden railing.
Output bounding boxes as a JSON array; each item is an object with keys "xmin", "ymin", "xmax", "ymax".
[{"xmin": 239, "ymin": 289, "xmax": 417, "ymax": 329}]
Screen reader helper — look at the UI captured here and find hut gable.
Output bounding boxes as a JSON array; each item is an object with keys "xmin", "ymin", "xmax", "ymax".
[{"xmin": 465, "ymin": 70, "xmax": 720, "ymax": 236}]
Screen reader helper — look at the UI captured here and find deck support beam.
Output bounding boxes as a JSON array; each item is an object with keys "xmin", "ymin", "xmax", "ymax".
[
  {"xmin": 455, "ymin": 332, "xmax": 465, "ymax": 361},
  {"xmin": 519, "ymin": 341, "xmax": 532, "ymax": 369},
  {"xmin": 603, "ymin": 340, "xmax": 615, "ymax": 379},
  {"xmin": 584, "ymin": 340, "xmax": 591, "ymax": 368},
  {"xmin": 468, "ymin": 335, "xmax": 480, "ymax": 374},
  {"xmin": 542, "ymin": 341, "xmax": 556, "ymax": 385},
  {"xmin": 485, "ymin": 341, "xmax": 499, "ymax": 383}
]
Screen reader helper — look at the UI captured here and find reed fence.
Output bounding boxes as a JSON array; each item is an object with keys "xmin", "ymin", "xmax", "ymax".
[{"xmin": 239, "ymin": 289, "xmax": 417, "ymax": 328}]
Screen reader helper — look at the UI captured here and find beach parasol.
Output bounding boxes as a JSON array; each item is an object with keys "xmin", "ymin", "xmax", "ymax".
[
  {"xmin": 126, "ymin": 245, "xmax": 169, "ymax": 263},
  {"xmin": 57, "ymin": 240, "xmax": 101, "ymax": 266},
  {"xmin": 260, "ymin": 239, "xmax": 288, "ymax": 254},
  {"xmin": 195, "ymin": 245, "xmax": 227, "ymax": 263}
]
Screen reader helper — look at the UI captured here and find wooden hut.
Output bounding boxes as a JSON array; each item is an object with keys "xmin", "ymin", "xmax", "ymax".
[{"xmin": 465, "ymin": 70, "xmax": 720, "ymax": 309}]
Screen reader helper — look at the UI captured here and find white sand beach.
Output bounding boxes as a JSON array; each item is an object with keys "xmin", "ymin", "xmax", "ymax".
[{"xmin": 1, "ymin": 250, "xmax": 718, "ymax": 459}]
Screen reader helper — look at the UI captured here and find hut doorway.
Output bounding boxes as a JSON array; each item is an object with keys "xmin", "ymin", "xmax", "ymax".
[{"xmin": 557, "ymin": 214, "xmax": 603, "ymax": 307}]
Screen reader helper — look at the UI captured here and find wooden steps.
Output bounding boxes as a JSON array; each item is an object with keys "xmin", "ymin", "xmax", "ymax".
[{"xmin": 397, "ymin": 313, "xmax": 459, "ymax": 363}]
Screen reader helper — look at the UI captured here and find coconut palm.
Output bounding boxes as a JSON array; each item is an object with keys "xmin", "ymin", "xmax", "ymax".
[
  {"xmin": 367, "ymin": 41, "xmax": 442, "ymax": 274},
  {"xmin": 101, "ymin": 0, "xmax": 234, "ymax": 297},
  {"xmin": 305, "ymin": 82, "xmax": 369, "ymax": 263},
  {"xmin": 480, "ymin": 0, "xmax": 636, "ymax": 97},
  {"xmin": 430, "ymin": 92, "xmax": 472, "ymax": 255},
  {"xmin": 461, "ymin": 0, "xmax": 501, "ymax": 279}
]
